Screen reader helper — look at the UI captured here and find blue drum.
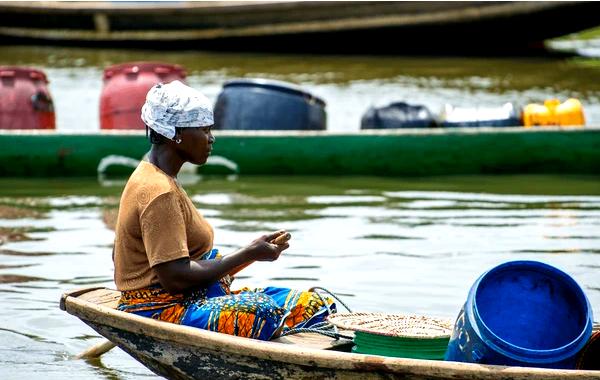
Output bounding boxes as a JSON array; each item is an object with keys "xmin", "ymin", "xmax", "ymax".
[
  {"xmin": 213, "ymin": 78, "xmax": 326, "ymax": 130},
  {"xmin": 445, "ymin": 261, "xmax": 593, "ymax": 369}
]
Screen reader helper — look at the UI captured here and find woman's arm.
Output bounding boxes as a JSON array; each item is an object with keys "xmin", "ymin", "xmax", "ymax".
[{"xmin": 154, "ymin": 231, "xmax": 289, "ymax": 294}]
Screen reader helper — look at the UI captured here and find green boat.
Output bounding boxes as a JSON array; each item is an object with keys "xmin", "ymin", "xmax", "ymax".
[{"xmin": 1, "ymin": 127, "xmax": 599, "ymax": 178}]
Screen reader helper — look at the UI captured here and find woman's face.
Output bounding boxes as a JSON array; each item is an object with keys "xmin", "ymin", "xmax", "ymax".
[{"xmin": 177, "ymin": 126, "xmax": 215, "ymax": 165}]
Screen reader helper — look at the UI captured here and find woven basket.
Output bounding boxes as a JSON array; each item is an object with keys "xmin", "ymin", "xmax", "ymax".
[
  {"xmin": 328, "ymin": 312, "xmax": 453, "ymax": 338},
  {"xmin": 328, "ymin": 312, "xmax": 453, "ymax": 359}
]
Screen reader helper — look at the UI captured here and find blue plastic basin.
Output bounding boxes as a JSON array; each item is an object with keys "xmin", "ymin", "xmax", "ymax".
[{"xmin": 445, "ymin": 261, "xmax": 593, "ymax": 368}]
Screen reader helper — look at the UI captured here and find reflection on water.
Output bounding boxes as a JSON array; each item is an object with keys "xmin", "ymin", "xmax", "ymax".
[
  {"xmin": 2, "ymin": 45, "xmax": 600, "ymax": 132},
  {"xmin": 0, "ymin": 175, "xmax": 598, "ymax": 379}
]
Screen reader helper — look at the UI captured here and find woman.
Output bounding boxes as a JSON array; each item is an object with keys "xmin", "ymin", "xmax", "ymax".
[{"xmin": 113, "ymin": 80, "xmax": 334, "ymax": 341}]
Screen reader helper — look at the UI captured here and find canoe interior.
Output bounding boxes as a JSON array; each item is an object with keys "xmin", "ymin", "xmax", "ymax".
[{"xmin": 69, "ymin": 288, "xmax": 355, "ymax": 351}]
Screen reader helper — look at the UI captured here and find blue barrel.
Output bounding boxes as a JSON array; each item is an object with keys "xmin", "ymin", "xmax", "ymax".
[
  {"xmin": 213, "ymin": 78, "xmax": 326, "ymax": 130},
  {"xmin": 445, "ymin": 261, "xmax": 593, "ymax": 369}
]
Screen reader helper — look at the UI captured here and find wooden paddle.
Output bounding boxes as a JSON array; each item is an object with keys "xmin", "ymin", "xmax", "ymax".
[
  {"xmin": 76, "ymin": 231, "xmax": 291, "ymax": 359},
  {"xmin": 75, "ymin": 339, "xmax": 116, "ymax": 359}
]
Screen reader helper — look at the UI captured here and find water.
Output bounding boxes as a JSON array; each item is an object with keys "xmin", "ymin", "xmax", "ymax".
[
  {"xmin": 1, "ymin": 45, "xmax": 600, "ymax": 378},
  {"xmin": 3, "ymin": 45, "xmax": 600, "ymax": 130},
  {"xmin": 0, "ymin": 175, "xmax": 599, "ymax": 379}
]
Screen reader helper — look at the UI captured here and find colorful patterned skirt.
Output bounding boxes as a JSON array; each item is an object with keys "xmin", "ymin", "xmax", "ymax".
[{"xmin": 117, "ymin": 250, "xmax": 336, "ymax": 341}]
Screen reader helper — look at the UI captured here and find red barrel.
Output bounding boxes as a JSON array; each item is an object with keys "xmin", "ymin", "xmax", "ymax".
[
  {"xmin": 0, "ymin": 66, "xmax": 55, "ymax": 130},
  {"xmin": 100, "ymin": 62, "xmax": 186, "ymax": 130}
]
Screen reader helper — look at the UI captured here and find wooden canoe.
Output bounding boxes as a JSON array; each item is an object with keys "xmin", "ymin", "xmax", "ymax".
[
  {"xmin": 1, "ymin": 1, "xmax": 600, "ymax": 54},
  {"xmin": 60, "ymin": 287, "xmax": 600, "ymax": 380},
  {"xmin": 1, "ymin": 127, "xmax": 600, "ymax": 178}
]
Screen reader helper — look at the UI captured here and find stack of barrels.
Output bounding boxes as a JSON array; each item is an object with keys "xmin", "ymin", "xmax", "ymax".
[
  {"xmin": 1, "ymin": 62, "xmax": 584, "ymax": 132},
  {"xmin": 1, "ymin": 63, "xmax": 327, "ymax": 132}
]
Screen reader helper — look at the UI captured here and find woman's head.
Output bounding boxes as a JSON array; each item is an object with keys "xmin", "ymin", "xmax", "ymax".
[{"xmin": 141, "ymin": 81, "xmax": 215, "ymax": 165}]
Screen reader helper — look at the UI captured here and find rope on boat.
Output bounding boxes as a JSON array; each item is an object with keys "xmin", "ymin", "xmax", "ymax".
[
  {"xmin": 309, "ymin": 286, "xmax": 353, "ymax": 313},
  {"xmin": 281, "ymin": 325, "xmax": 354, "ymax": 340},
  {"xmin": 280, "ymin": 287, "xmax": 354, "ymax": 340}
]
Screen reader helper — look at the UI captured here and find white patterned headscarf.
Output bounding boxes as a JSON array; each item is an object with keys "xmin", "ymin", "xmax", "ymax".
[{"xmin": 141, "ymin": 80, "xmax": 213, "ymax": 139}]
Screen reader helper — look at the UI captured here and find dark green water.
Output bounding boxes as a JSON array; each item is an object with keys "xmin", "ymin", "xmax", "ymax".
[{"xmin": 0, "ymin": 175, "xmax": 599, "ymax": 379}]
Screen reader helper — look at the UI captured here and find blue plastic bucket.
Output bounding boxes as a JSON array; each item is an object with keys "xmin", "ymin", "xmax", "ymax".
[{"xmin": 445, "ymin": 261, "xmax": 593, "ymax": 368}]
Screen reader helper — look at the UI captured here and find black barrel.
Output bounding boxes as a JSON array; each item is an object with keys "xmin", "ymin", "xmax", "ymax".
[
  {"xmin": 214, "ymin": 78, "xmax": 326, "ymax": 130},
  {"xmin": 361, "ymin": 102, "xmax": 436, "ymax": 129}
]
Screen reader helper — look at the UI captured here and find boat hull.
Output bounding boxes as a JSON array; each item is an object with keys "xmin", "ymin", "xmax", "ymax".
[
  {"xmin": 90, "ymin": 323, "xmax": 396, "ymax": 380},
  {"xmin": 1, "ymin": 1, "xmax": 600, "ymax": 54},
  {"xmin": 61, "ymin": 288, "xmax": 600, "ymax": 380},
  {"xmin": 1, "ymin": 127, "xmax": 599, "ymax": 178}
]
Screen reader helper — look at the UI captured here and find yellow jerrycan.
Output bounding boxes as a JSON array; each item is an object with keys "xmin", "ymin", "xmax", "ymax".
[{"xmin": 522, "ymin": 98, "xmax": 585, "ymax": 127}]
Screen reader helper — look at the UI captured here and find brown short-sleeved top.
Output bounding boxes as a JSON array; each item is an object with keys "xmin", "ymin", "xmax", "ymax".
[{"xmin": 113, "ymin": 161, "xmax": 214, "ymax": 291}]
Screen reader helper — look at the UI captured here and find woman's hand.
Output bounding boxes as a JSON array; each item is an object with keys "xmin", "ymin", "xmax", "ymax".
[
  {"xmin": 244, "ymin": 230, "xmax": 290, "ymax": 262},
  {"xmin": 155, "ymin": 230, "xmax": 290, "ymax": 293}
]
